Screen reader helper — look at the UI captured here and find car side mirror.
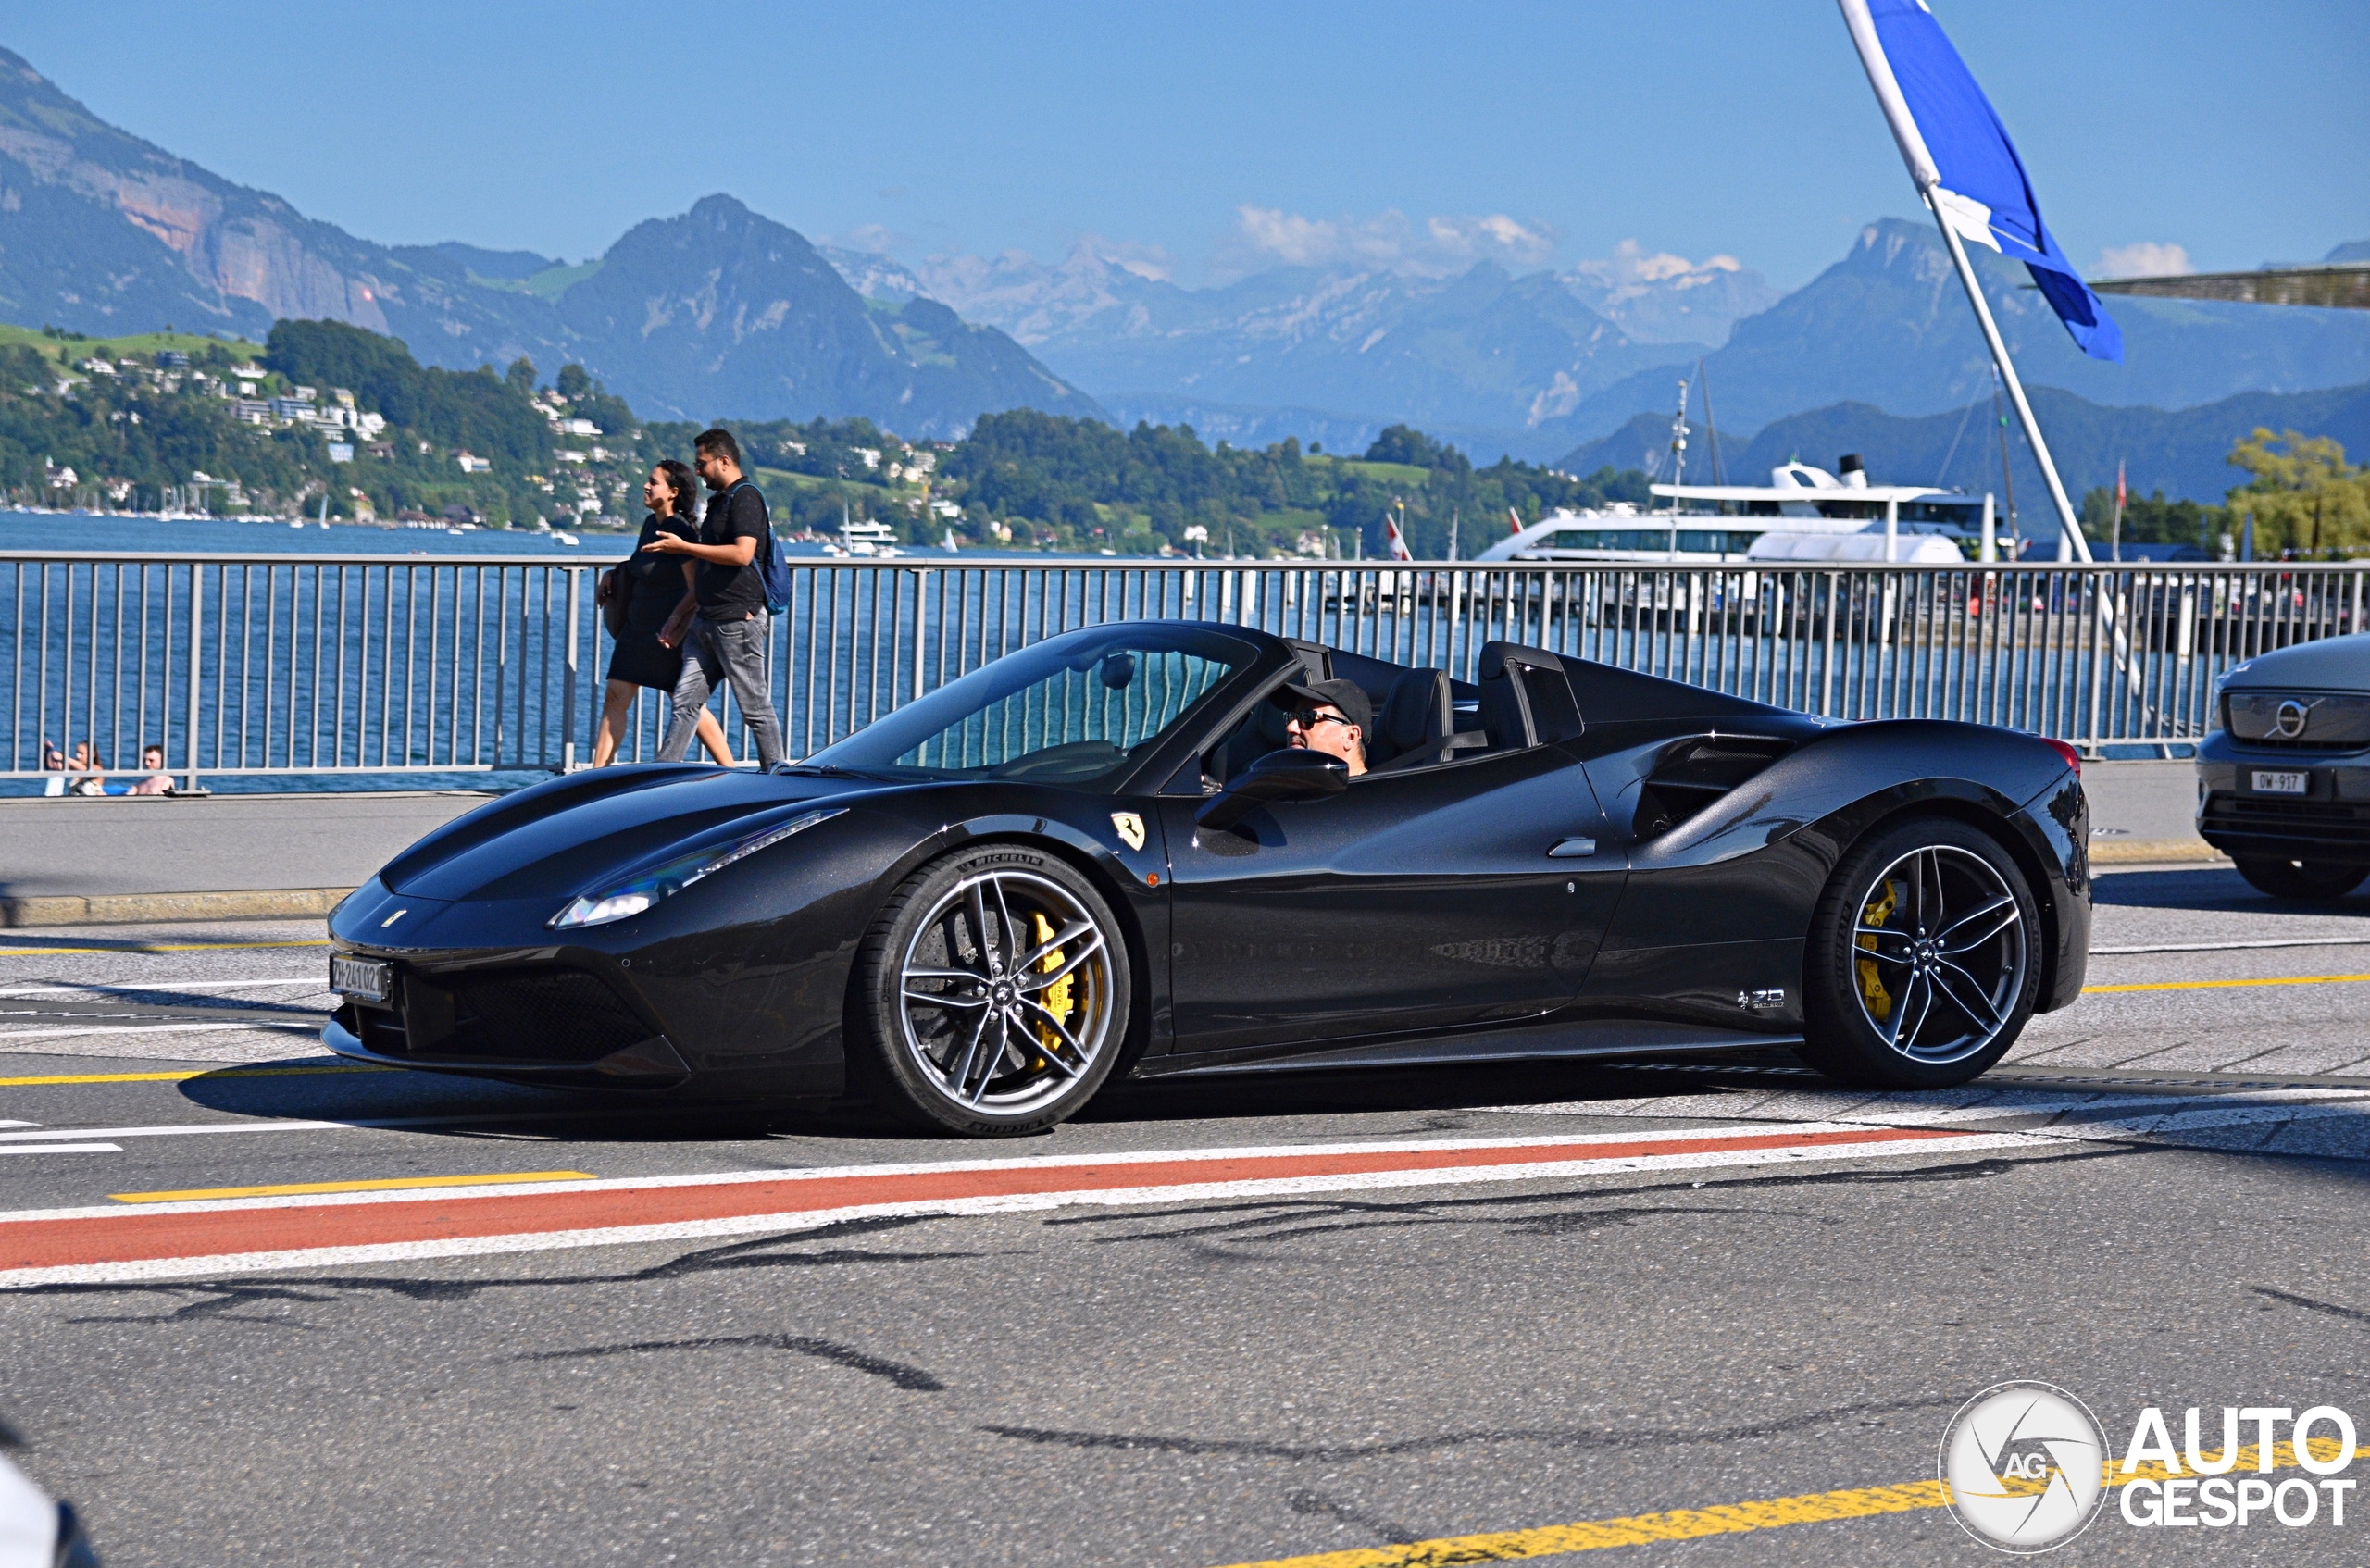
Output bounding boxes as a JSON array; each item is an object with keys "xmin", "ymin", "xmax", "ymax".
[{"xmin": 1195, "ymin": 749, "xmax": 1349, "ymax": 832}]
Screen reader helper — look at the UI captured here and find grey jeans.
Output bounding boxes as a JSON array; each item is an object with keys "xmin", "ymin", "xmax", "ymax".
[{"xmin": 661, "ymin": 612, "xmax": 784, "ymax": 767}]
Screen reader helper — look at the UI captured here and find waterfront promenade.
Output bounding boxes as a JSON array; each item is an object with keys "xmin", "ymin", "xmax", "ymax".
[{"xmin": 0, "ymin": 760, "xmax": 2211, "ymax": 927}]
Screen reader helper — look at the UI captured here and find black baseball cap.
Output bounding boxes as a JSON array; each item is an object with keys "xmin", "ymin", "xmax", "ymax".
[{"xmin": 1270, "ymin": 677, "xmax": 1371, "ymax": 734}]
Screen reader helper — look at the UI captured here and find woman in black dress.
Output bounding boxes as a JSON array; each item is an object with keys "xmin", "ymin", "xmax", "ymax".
[{"xmin": 592, "ymin": 461, "xmax": 733, "ymax": 766}]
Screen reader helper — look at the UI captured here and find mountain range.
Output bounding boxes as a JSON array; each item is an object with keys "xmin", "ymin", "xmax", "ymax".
[
  {"xmin": 0, "ymin": 49, "xmax": 1096, "ymax": 436},
  {"xmin": 3, "ymin": 41, "xmax": 2365, "ymax": 501}
]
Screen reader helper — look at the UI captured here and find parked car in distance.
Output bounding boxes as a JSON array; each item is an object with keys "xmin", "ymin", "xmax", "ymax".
[{"xmin": 2197, "ymin": 631, "xmax": 2370, "ymax": 901}]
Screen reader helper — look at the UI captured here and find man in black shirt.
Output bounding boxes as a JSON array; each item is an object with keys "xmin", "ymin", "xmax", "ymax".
[{"xmin": 642, "ymin": 428, "xmax": 786, "ymax": 767}]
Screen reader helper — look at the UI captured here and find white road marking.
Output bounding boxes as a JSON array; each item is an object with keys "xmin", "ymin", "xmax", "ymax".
[
  {"xmin": 0, "ymin": 1023, "xmax": 319, "ymax": 1044},
  {"xmin": 0, "ymin": 1127, "xmax": 2045, "ymax": 1287},
  {"xmin": 0, "ymin": 1143, "xmax": 120, "ymax": 1156},
  {"xmin": 2091, "ymin": 938, "xmax": 2370, "ymax": 954},
  {"xmin": 0, "ymin": 979, "xmax": 329, "ymax": 997},
  {"xmin": 0, "ymin": 1121, "xmax": 36, "ymax": 1128}
]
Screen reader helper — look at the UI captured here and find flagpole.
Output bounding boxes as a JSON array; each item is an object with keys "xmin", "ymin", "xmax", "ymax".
[{"xmin": 1922, "ymin": 189, "xmax": 2090, "ymax": 563}]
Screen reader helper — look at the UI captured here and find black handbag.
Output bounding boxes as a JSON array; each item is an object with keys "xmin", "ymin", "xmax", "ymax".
[{"xmin": 597, "ymin": 565, "xmax": 628, "ymax": 639}]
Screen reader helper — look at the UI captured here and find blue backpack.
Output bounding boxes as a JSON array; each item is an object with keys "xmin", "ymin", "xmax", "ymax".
[{"xmin": 721, "ymin": 480, "xmax": 793, "ymax": 614}]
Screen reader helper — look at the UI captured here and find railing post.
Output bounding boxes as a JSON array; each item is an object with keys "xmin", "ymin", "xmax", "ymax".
[
  {"xmin": 181, "ymin": 560, "xmax": 205, "ymax": 793},
  {"xmin": 561, "ymin": 567, "xmax": 581, "ymax": 773},
  {"xmin": 911, "ymin": 566, "xmax": 929, "ymax": 706}
]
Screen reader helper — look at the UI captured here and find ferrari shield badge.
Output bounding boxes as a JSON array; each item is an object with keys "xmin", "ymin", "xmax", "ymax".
[{"xmin": 1110, "ymin": 812, "xmax": 1146, "ymax": 852}]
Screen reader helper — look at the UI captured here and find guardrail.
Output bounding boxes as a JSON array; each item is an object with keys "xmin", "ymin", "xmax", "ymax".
[{"xmin": 4, "ymin": 554, "xmax": 2363, "ymax": 786}]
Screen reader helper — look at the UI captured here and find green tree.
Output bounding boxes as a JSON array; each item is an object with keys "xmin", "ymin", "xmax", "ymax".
[
  {"xmin": 2226, "ymin": 429, "xmax": 2370, "ymax": 559},
  {"xmin": 555, "ymin": 364, "xmax": 593, "ymax": 404},
  {"xmin": 506, "ymin": 357, "xmax": 538, "ymax": 394}
]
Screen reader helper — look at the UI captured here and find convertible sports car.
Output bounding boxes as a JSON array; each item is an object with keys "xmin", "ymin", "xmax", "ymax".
[{"xmin": 326, "ymin": 621, "xmax": 2089, "ymax": 1135}]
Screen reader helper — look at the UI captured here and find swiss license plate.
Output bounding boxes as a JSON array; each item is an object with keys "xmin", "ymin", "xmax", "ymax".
[
  {"xmin": 331, "ymin": 954, "xmax": 391, "ymax": 1002},
  {"xmin": 2252, "ymin": 770, "xmax": 2310, "ymax": 796}
]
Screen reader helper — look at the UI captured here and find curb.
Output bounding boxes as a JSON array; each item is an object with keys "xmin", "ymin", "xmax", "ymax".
[
  {"xmin": 2089, "ymin": 836, "xmax": 2227, "ymax": 865},
  {"xmin": 0, "ymin": 888, "xmax": 353, "ymax": 929}
]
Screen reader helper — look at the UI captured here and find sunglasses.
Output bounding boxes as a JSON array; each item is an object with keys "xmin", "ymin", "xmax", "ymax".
[{"xmin": 1282, "ymin": 708, "xmax": 1353, "ymax": 730}]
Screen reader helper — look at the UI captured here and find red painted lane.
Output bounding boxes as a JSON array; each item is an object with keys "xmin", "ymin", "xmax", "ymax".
[{"xmin": 0, "ymin": 1126, "xmax": 1964, "ymax": 1273}]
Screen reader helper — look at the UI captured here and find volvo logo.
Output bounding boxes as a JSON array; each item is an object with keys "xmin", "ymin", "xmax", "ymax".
[{"xmin": 2275, "ymin": 698, "xmax": 2311, "ymax": 740}]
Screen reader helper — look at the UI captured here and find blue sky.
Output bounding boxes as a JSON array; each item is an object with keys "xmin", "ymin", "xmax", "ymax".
[{"xmin": 18, "ymin": 1, "xmax": 2367, "ymax": 290}]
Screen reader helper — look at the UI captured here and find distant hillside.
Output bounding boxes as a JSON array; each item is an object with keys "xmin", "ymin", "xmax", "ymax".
[
  {"xmin": 1539, "ymin": 220, "xmax": 2370, "ymax": 451},
  {"xmin": 1557, "ymin": 380, "xmax": 2370, "ymax": 508},
  {"xmin": 0, "ymin": 49, "xmax": 1095, "ymax": 436}
]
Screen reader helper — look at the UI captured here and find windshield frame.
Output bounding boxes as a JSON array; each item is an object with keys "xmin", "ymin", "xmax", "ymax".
[{"xmin": 803, "ymin": 622, "xmax": 1273, "ymax": 795}]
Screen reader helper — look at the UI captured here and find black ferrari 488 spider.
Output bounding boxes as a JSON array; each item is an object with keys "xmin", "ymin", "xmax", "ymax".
[{"xmin": 326, "ymin": 621, "xmax": 2089, "ymax": 1134}]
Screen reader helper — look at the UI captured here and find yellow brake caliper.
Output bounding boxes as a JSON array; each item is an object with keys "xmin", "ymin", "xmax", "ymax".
[
  {"xmin": 1031, "ymin": 912, "xmax": 1074, "ymax": 1063},
  {"xmin": 1856, "ymin": 880, "xmax": 1898, "ymax": 1021}
]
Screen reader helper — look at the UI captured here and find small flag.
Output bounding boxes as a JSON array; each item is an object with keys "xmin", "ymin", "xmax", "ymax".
[
  {"xmin": 1508, "ymin": 506, "xmax": 1524, "ymax": 538},
  {"xmin": 1384, "ymin": 508, "xmax": 1415, "ymax": 562},
  {"xmin": 2115, "ymin": 461, "xmax": 2127, "ymax": 513},
  {"xmin": 1838, "ymin": 0, "xmax": 2122, "ymax": 363}
]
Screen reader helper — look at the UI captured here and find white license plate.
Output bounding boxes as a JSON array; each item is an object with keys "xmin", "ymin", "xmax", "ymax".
[
  {"xmin": 331, "ymin": 954, "xmax": 391, "ymax": 1002},
  {"xmin": 2252, "ymin": 770, "xmax": 2310, "ymax": 796}
]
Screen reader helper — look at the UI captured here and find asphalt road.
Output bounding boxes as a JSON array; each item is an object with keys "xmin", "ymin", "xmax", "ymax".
[{"xmin": 1, "ymin": 863, "xmax": 2365, "ymax": 1566}]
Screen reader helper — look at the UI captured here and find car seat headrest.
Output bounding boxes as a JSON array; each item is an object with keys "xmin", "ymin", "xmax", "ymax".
[{"xmin": 1379, "ymin": 668, "xmax": 1453, "ymax": 752}]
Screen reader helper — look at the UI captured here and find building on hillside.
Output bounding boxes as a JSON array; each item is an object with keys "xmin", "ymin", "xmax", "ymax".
[
  {"xmin": 455, "ymin": 451, "xmax": 492, "ymax": 473},
  {"xmin": 555, "ymin": 417, "xmax": 600, "ymax": 437}
]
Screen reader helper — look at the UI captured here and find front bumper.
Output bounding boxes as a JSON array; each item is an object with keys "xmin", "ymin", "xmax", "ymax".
[
  {"xmin": 2196, "ymin": 730, "xmax": 2370, "ymax": 866},
  {"xmin": 324, "ymin": 957, "xmax": 694, "ymax": 1088}
]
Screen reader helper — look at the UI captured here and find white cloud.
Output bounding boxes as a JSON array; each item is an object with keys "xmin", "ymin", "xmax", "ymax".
[
  {"xmin": 2095, "ymin": 242, "xmax": 2193, "ymax": 279},
  {"xmin": 1219, "ymin": 205, "xmax": 1559, "ymax": 277},
  {"xmin": 1565, "ymin": 239, "xmax": 1742, "ymax": 288}
]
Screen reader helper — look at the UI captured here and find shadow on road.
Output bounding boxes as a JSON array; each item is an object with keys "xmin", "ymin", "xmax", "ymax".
[{"xmin": 2094, "ymin": 865, "xmax": 2369, "ymax": 914}]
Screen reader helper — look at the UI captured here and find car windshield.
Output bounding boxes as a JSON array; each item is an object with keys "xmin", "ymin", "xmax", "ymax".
[{"xmin": 804, "ymin": 625, "xmax": 1256, "ymax": 788}]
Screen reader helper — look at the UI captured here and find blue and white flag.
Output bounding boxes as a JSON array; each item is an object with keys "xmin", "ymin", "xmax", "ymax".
[{"xmin": 1839, "ymin": 0, "xmax": 2122, "ymax": 363}]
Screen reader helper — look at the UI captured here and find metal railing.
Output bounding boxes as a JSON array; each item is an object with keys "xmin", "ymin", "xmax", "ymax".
[{"xmin": 5, "ymin": 553, "xmax": 2364, "ymax": 786}]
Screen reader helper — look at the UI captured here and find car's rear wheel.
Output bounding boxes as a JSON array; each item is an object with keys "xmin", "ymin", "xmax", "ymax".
[
  {"xmin": 853, "ymin": 844, "xmax": 1129, "ymax": 1136},
  {"xmin": 1798, "ymin": 817, "xmax": 2040, "ymax": 1089},
  {"xmin": 2233, "ymin": 857, "xmax": 2368, "ymax": 902}
]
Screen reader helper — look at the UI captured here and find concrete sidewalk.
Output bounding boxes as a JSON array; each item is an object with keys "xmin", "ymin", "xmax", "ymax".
[
  {"xmin": 0, "ymin": 761, "xmax": 2215, "ymax": 927},
  {"xmin": 0, "ymin": 790, "xmax": 492, "ymax": 926}
]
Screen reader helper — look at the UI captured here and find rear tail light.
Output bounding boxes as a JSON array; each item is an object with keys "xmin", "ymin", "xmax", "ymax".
[{"xmin": 2041, "ymin": 738, "xmax": 2082, "ymax": 776}]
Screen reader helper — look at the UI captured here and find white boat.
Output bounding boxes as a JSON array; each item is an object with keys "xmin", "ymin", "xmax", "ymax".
[
  {"xmin": 841, "ymin": 516, "xmax": 901, "ymax": 558},
  {"xmin": 1478, "ymin": 456, "xmax": 1997, "ymax": 566},
  {"xmin": 553, "ymin": 532, "xmax": 579, "ymax": 547}
]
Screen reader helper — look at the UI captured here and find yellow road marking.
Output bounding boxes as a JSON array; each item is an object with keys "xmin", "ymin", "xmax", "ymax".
[
  {"xmin": 2084, "ymin": 973, "xmax": 2370, "ymax": 994},
  {"xmin": 0, "ymin": 1064, "xmax": 392, "ymax": 1088},
  {"xmin": 1205, "ymin": 1440, "xmax": 2366, "ymax": 1567},
  {"xmin": 0, "ymin": 940, "xmax": 331, "ymax": 956},
  {"xmin": 110, "ymin": 1170, "xmax": 596, "ymax": 1203}
]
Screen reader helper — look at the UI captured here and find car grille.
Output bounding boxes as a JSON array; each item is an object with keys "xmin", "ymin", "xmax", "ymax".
[
  {"xmin": 2201, "ymin": 792, "xmax": 2370, "ymax": 859},
  {"xmin": 407, "ymin": 968, "xmax": 655, "ymax": 1063},
  {"xmin": 2227, "ymin": 691, "xmax": 2370, "ymax": 752}
]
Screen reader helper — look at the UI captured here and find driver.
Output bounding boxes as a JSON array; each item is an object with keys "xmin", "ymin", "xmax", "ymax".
[{"xmin": 1271, "ymin": 678, "xmax": 1370, "ymax": 778}]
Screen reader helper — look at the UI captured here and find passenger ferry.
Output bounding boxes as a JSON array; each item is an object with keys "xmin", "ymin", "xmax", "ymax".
[
  {"xmin": 840, "ymin": 516, "xmax": 902, "ymax": 558},
  {"xmin": 1477, "ymin": 455, "xmax": 1995, "ymax": 566}
]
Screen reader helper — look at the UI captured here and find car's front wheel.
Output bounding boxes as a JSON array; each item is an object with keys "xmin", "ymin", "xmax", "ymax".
[
  {"xmin": 2233, "ymin": 857, "xmax": 2368, "ymax": 902},
  {"xmin": 852, "ymin": 844, "xmax": 1130, "ymax": 1136},
  {"xmin": 1798, "ymin": 817, "xmax": 2041, "ymax": 1089}
]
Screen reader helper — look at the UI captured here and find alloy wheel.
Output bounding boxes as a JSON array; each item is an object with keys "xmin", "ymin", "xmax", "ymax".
[
  {"xmin": 1848, "ymin": 844, "xmax": 2029, "ymax": 1065},
  {"xmin": 896, "ymin": 870, "xmax": 1116, "ymax": 1114}
]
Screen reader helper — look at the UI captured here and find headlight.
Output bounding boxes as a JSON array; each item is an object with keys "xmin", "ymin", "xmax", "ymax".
[{"xmin": 550, "ymin": 807, "xmax": 846, "ymax": 929}]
